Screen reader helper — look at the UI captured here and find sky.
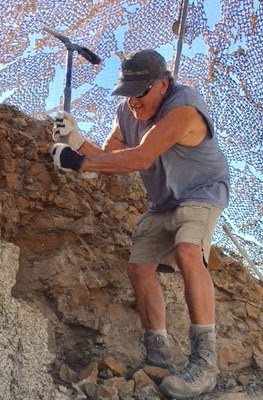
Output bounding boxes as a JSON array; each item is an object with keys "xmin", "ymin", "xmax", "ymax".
[{"xmin": 35, "ymin": 0, "xmax": 225, "ymax": 126}]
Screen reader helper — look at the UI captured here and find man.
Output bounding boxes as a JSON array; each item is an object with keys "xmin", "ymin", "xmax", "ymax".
[{"xmin": 51, "ymin": 49, "xmax": 229, "ymax": 398}]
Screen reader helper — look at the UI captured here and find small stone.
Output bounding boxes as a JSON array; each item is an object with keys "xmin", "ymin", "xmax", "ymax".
[
  {"xmin": 237, "ymin": 372, "xmax": 252, "ymax": 386},
  {"xmin": 54, "ymin": 389, "xmax": 72, "ymax": 400},
  {"xmin": 104, "ymin": 377, "xmax": 134, "ymax": 398},
  {"xmin": 133, "ymin": 369, "xmax": 158, "ymax": 390},
  {"xmin": 253, "ymin": 355, "xmax": 263, "ymax": 369},
  {"xmin": 99, "ymin": 368, "xmax": 114, "ymax": 380},
  {"xmin": 95, "ymin": 334, "xmax": 105, "ymax": 345},
  {"xmin": 142, "ymin": 365, "xmax": 170, "ymax": 384},
  {"xmin": 82, "ymin": 171, "xmax": 99, "ymax": 180},
  {"xmin": 78, "ymin": 361, "xmax": 98, "ymax": 383},
  {"xmin": 0, "ymin": 112, "xmax": 13, "ymax": 121},
  {"xmin": 58, "ymin": 385, "xmax": 68, "ymax": 394},
  {"xmin": 97, "ymin": 384, "xmax": 119, "ymax": 400},
  {"xmin": 59, "ymin": 363, "xmax": 79, "ymax": 383},
  {"xmin": 83, "ymin": 381, "xmax": 98, "ymax": 398},
  {"xmin": 246, "ymin": 303, "xmax": 260, "ymax": 320},
  {"xmin": 101, "ymin": 357, "xmax": 127, "ymax": 377},
  {"xmin": 134, "ymin": 385, "xmax": 160, "ymax": 400}
]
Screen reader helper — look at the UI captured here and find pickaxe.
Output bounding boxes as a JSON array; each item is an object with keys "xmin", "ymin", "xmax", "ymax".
[{"xmin": 44, "ymin": 28, "xmax": 101, "ymax": 143}]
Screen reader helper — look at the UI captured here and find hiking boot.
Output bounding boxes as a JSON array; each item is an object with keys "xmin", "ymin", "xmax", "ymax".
[
  {"xmin": 159, "ymin": 329, "xmax": 219, "ymax": 398},
  {"xmin": 144, "ymin": 331, "xmax": 173, "ymax": 368}
]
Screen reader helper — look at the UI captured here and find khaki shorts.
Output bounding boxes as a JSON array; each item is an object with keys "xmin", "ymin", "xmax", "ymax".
[{"xmin": 129, "ymin": 202, "xmax": 222, "ymax": 272}]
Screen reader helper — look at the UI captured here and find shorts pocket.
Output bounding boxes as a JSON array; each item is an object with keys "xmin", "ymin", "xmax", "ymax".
[{"xmin": 175, "ymin": 204, "xmax": 211, "ymax": 226}]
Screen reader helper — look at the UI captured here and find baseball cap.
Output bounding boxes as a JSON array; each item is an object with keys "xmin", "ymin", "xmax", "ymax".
[{"xmin": 111, "ymin": 49, "xmax": 167, "ymax": 97}]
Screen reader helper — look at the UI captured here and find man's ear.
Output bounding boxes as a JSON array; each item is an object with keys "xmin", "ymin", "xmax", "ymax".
[{"xmin": 160, "ymin": 78, "xmax": 169, "ymax": 94}]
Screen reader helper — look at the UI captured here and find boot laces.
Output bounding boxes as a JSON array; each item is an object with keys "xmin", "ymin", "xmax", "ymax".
[{"xmin": 177, "ymin": 336, "xmax": 212, "ymax": 383}]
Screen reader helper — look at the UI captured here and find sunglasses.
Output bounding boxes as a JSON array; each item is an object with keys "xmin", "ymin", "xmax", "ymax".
[{"xmin": 135, "ymin": 82, "xmax": 154, "ymax": 98}]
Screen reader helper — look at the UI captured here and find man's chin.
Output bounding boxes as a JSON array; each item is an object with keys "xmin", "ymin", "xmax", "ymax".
[{"xmin": 132, "ymin": 111, "xmax": 152, "ymax": 121}]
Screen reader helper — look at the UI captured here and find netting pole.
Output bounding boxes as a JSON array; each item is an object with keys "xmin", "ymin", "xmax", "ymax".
[
  {"xmin": 222, "ymin": 224, "xmax": 263, "ymax": 283},
  {"xmin": 173, "ymin": 0, "xmax": 189, "ymax": 82}
]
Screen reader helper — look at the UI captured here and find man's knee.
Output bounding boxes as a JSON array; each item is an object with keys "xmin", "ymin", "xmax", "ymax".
[
  {"xmin": 127, "ymin": 263, "xmax": 158, "ymax": 284},
  {"xmin": 175, "ymin": 242, "xmax": 204, "ymax": 272}
]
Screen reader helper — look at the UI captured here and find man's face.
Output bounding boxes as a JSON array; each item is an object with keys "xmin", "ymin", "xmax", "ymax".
[{"xmin": 126, "ymin": 79, "xmax": 168, "ymax": 121}]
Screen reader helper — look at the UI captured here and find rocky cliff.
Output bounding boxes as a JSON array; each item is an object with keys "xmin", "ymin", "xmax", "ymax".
[{"xmin": 0, "ymin": 104, "xmax": 263, "ymax": 400}]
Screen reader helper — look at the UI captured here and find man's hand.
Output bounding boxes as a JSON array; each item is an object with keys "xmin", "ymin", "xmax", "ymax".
[
  {"xmin": 52, "ymin": 111, "xmax": 85, "ymax": 150},
  {"xmin": 51, "ymin": 143, "xmax": 85, "ymax": 171}
]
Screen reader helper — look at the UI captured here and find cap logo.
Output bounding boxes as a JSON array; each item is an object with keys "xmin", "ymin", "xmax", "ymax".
[{"xmin": 122, "ymin": 69, "xmax": 149, "ymax": 76}]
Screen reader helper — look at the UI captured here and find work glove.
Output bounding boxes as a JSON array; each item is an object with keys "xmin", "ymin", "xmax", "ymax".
[
  {"xmin": 51, "ymin": 143, "xmax": 85, "ymax": 172},
  {"xmin": 52, "ymin": 111, "xmax": 85, "ymax": 151}
]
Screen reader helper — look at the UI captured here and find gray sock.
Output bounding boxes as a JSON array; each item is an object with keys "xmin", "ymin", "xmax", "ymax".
[
  {"xmin": 147, "ymin": 328, "xmax": 167, "ymax": 338},
  {"xmin": 191, "ymin": 324, "xmax": 215, "ymax": 334}
]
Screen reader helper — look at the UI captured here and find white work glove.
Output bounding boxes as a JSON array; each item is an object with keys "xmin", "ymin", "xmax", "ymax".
[
  {"xmin": 52, "ymin": 111, "xmax": 85, "ymax": 151},
  {"xmin": 51, "ymin": 143, "xmax": 85, "ymax": 171}
]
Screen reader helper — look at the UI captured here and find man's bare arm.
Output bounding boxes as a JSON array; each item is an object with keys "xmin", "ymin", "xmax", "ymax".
[
  {"xmin": 79, "ymin": 106, "xmax": 206, "ymax": 174},
  {"xmin": 78, "ymin": 123, "xmax": 125, "ymax": 156},
  {"xmin": 103, "ymin": 124, "xmax": 126, "ymax": 152}
]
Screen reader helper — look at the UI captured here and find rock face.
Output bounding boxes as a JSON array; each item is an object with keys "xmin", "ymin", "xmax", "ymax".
[
  {"xmin": 0, "ymin": 240, "xmax": 56, "ymax": 400},
  {"xmin": 0, "ymin": 104, "xmax": 263, "ymax": 399}
]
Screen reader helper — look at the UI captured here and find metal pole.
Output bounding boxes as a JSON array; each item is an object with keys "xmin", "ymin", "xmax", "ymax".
[
  {"xmin": 222, "ymin": 224, "xmax": 263, "ymax": 283},
  {"xmin": 64, "ymin": 48, "xmax": 73, "ymax": 113},
  {"xmin": 173, "ymin": 0, "xmax": 189, "ymax": 82}
]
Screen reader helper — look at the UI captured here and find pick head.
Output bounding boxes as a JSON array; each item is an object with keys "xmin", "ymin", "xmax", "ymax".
[{"xmin": 44, "ymin": 28, "xmax": 71, "ymax": 47}]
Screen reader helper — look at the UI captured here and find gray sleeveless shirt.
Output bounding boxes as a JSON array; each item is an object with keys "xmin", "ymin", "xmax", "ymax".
[{"xmin": 116, "ymin": 84, "xmax": 229, "ymax": 212}]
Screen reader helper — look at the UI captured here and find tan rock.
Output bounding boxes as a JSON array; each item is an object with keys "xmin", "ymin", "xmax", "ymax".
[
  {"xmin": 0, "ymin": 139, "xmax": 12, "ymax": 155},
  {"xmin": 82, "ymin": 381, "xmax": 98, "ymax": 398},
  {"xmin": 212, "ymin": 394, "xmax": 248, "ymax": 400},
  {"xmin": 70, "ymin": 216, "xmax": 94, "ymax": 234},
  {"xmin": 246, "ymin": 318, "xmax": 261, "ymax": 335},
  {"xmin": 217, "ymin": 340, "xmax": 252, "ymax": 370},
  {"xmin": 78, "ymin": 361, "xmax": 98, "ymax": 383},
  {"xmin": 142, "ymin": 365, "xmax": 170, "ymax": 384},
  {"xmin": 133, "ymin": 369, "xmax": 158, "ymax": 390},
  {"xmin": 15, "ymin": 196, "xmax": 30, "ymax": 207},
  {"xmin": 5, "ymin": 173, "xmax": 20, "ymax": 191},
  {"xmin": 82, "ymin": 172, "xmax": 99, "ymax": 181},
  {"xmin": 254, "ymin": 284, "xmax": 263, "ymax": 298},
  {"xmin": 252, "ymin": 336, "xmax": 263, "ymax": 368},
  {"xmin": 253, "ymin": 355, "xmax": 263, "ymax": 369},
  {"xmin": 0, "ymin": 158, "xmax": 16, "ymax": 173},
  {"xmin": 97, "ymin": 384, "xmax": 118, "ymax": 400},
  {"xmin": 0, "ymin": 112, "xmax": 13, "ymax": 121},
  {"xmin": 68, "ymin": 283, "xmax": 90, "ymax": 309},
  {"xmin": 209, "ymin": 247, "xmax": 224, "ymax": 272},
  {"xmin": 233, "ymin": 303, "xmax": 247, "ymax": 318},
  {"xmin": 59, "ymin": 363, "xmax": 78, "ymax": 383},
  {"xmin": 101, "ymin": 357, "xmax": 127, "ymax": 377},
  {"xmin": 127, "ymin": 192, "xmax": 141, "ymax": 200},
  {"xmin": 103, "ymin": 377, "xmax": 134, "ymax": 398},
  {"xmin": 246, "ymin": 303, "xmax": 260, "ymax": 320},
  {"xmin": 134, "ymin": 384, "xmax": 161, "ymax": 399},
  {"xmin": 30, "ymin": 162, "xmax": 48, "ymax": 175}
]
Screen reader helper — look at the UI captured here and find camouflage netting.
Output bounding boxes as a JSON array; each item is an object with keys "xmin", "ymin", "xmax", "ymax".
[{"xmin": 0, "ymin": 0, "xmax": 262, "ymax": 273}]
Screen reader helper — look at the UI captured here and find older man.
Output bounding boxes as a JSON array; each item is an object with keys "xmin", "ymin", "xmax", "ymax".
[{"xmin": 52, "ymin": 49, "xmax": 229, "ymax": 398}]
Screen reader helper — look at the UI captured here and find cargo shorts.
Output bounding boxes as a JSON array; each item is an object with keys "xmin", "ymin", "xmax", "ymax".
[{"xmin": 129, "ymin": 202, "xmax": 222, "ymax": 272}]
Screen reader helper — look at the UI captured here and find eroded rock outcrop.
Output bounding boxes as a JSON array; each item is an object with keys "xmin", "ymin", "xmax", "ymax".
[
  {"xmin": 0, "ymin": 104, "xmax": 263, "ymax": 399},
  {"xmin": 0, "ymin": 240, "xmax": 56, "ymax": 400}
]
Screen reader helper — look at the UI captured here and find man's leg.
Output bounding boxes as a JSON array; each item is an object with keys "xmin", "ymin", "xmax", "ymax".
[
  {"xmin": 160, "ymin": 242, "xmax": 218, "ymax": 398},
  {"xmin": 127, "ymin": 263, "xmax": 172, "ymax": 367},
  {"xmin": 175, "ymin": 242, "xmax": 215, "ymax": 325},
  {"xmin": 127, "ymin": 263, "xmax": 165, "ymax": 330}
]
